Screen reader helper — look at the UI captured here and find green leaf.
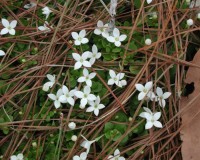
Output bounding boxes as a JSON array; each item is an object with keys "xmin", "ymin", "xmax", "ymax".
[
  {"xmin": 104, "ymin": 122, "xmax": 114, "ymax": 132},
  {"xmin": 112, "ymin": 48, "xmax": 121, "ymax": 53}
]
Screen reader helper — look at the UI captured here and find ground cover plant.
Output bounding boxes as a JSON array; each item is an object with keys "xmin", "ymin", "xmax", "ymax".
[{"xmin": 0, "ymin": 0, "xmax": 200, "ymax": 159}]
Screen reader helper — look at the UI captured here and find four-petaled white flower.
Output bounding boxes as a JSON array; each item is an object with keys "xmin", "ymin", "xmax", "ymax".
[
  {"xmin": 48, "ymin": 89, "xmax": 63, "ymax": 109},
  {"xmin": 42, "ymin": 6, "xmax": 52, "ymax": 19},
  {"xmin": 0, "ymin": 50, "xmax": 5, "ymax": 56},
  {"xmin": 88, "ymin": 44, "xmax": 101, "ymax": 65},
  {"xmin": 108, "ymin": 149, "xmax": 125, "ymax": 160},
  {"xmin": 139, "ymin": 107, "xmax": 162, "ymax": 129},
  {"xmin": 58, "ymin": 85, "xmax": 75, "ymax": 106},
  {"xmin": 72, "ymin": 52, "xmax": 91, "ymax": 70},
  {"xmin": 78, "ymin": 68, "xmax": 96, "ymax": 87},
  {"xmin": 155, "ymin": 87, "xmax": 171, "ymax": 108},
  {"xmin": 108, "ymin": 70, "xmax": 127, "ymax": 87},
  {"xmin": 10, "ymin": 153, "xmax": 23, "ymax": 160},
  {"xmin": 73, "ymin": 152, "xmax": 87, "ymax": 160},
  {"xmin": 80, "ymin": 135, "xmax": 96, "ymax": 154},
  {"xmin": 71, "ymin": 30, "xmax": 89, "ymax": 46},
  {"xmin": 75, "ymin": 86, "xmax": 96, "ymax": 107},
  {"xmin": 0, "ymin": 19, "xmax": 17, "ymax": 35},
  {"xmin": 86, "ymin": 96, "xmax": 105, "ymax": 116},
  {"xmin": 24, "ymin": 2, "xmax": 36, "ymax": 9},
  {"xmin": 94, "ymin": 20, "xmax": 109, "ymax": 38},
  {"xmin": 135, "ymin": 81, "xmax": 153, "ymax": 100},
  {"xmin": 38, "ymin": 21, "xmax": 51, "ymax": 32},
  {"xmin": 107, "ymin": 28, "xmax": 127, "ymax": 47},
  {"xmin": 42, "ymin": 74, "xmax": 56, "ymax": 92}
]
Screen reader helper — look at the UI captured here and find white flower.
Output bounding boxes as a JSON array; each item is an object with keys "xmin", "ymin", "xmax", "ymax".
[
  {"xmin": 78, "ymin": 68, "xmax": 96, "ymax": 87},
  {"xmin": 139, "ymin": 108, "xmax": 162, "ymax": 129},
  {"xmin": 72, "ymin": 52, "xmax": 91, "ymax": 70},
  {"xmin": 155, "ymin": 87, "xmax": 171, "ymax": 107},
  {"xmin": 24, "ymin": 2, "xmax": 36, "ymax": 9},
  {"xmin": 74, "ymin": 86, "xmax": 96, "ymax": 107},
  {"xmin": 48, "ymin": 89, "xmax": 63, "ymax": 109},
  {"xmin": 68, "ymin": 122, "xmax": 76, "ymax": 130},
  {"xmin": 86, "ymin": 96, "xmax": 105, "ymax": 116},
  {"xmin": 0, "ymin": 50, "xmax": 5, "ymax": 56},
  {"xmin": 107, "ymin": 28, "xmax": 127, "ymax": 47},
  {"xmin": 145, "ymin": 38, "xmax": 152, "ymax": 45},
  {"xmin": 0, "ymin": 19, "xmax": 17, "ymax": 35},
  {"xmin": 71, "ymin": 30, "xmax": 89, "ymax": 45},
  {"xmin": 94, "ymin": 20, "xmax": 109, "ymax": 38},
  {"xmin": 73, "ymin": 152, "xmax": 87, "ymax": 160},
  {"xmin": 135, "ymin": 81, "xmax": 153, "ymax": 100},
  {"xmin": 42, "ymin": 74, "xmax": 56, "ymax": 92},
  {"xmin": 42, "ymin": 6, "xmax": 52, "ymax": 19},
  {"xmin": 10, "ymin": 153, "xmax": 23, "ymax": 160},
  {"xmin": 108, "ymin": 149, "xmax": 125, "ymax": 160},
  {"xmin": 198, "ymin": 13, "xmax": 200, "ymax": 19},
  {"xmin": 88, "ymin": 44, "xmax": 101, "ymax": 65},
  {"xmin": 38, "ymin": 21, "xmax": 51, "ymax": 32},
  {"xmin": 71, "ymin": 135, "xmax": 78, "ymax": 141},
  {"xmin": 108, "ymin": 70, "xmax": 127, "ymax": 87},
  {"xmin": 58, "ymin": 85, "xmax": 75, "ymax": 106},
  {"xmin": 147, "ymin": 0, "xmax": 152, "ymax": 4},
  {"xmin": 187, "ymin": 19, "xmax": 194, "ymax": 26},
  {"xmin": 80, "ymin": 135, "xmax": 96, "ymax": 154}
]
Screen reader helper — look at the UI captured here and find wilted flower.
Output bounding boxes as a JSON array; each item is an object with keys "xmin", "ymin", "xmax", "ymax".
[
  {"xmin": 38, "ymin": 21, "xmax": 51, "ymax": 32},
  {"xmin": 42, "ymin": 74, "xmax": 56, "ymax": 92},
  {"xmin": 80, "ymin": 135, "xmax": 96, "ymax": 154},
  {"xmin": 24, "ymin": 2, "xmax": 36, "ymax": 9},
  {"xmin": 94, "ymin": 20, "xmax": 109, "ymax": 38},
  {"xmin": 42, "ymin": 6, "xmax": 52, "ymax": 19}
]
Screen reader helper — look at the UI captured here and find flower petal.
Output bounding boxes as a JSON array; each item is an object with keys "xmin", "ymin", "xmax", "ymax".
[
  {"xmin": 56, "ymin": 89, "xmax": 63, "ymax": 97},
  {"xmin": 78, "ymin": 76, "xmax": 86, "ymax": 83},
  {"xmin": 109, "ymin": 70, "xmax": 116, "ymax": 78},
  {"xmin": 156, "ymin": 87, "xmax": 163, "ymax": 97},
  {"xmin": 89, "ymin": 72, "xmax": 96, "ymax": 79},
  {"xmin": 74, "ymin": 40, "xmax": 81, "ymax": 45},
  {"xmin": 92, "ymin": 44, "xmax": 98, "ymax": 54},
  {"xmin": 94, "ymin": 28, "xmax": 101, "ymax": 35},
  {"xmin": 114, "ymin": 149, "xmax": 120, "ymax": 156},
  {"xmin": 81, "ymin": 98, "xmax": 87, "ymax": 106},
  {"xmin": 138, "ymin": 92, "xmax": 146, "ymax": 100},
  {"xmin": 87, "ymin": 94, "xmax": 96, "ymax": 101},
  {"xmin": 83, "ymin": 68, "xmax": 89, "ymax": 76},
  {"xmin": 74, "ymin": 62, "xmax": 82, "ymax": 70},
  {"xmin": 62, "ymin": 85, "xmax": 69, "ymax": 95},
  {"xmin": 48, "ymin": 94, "xmax": 57, "ymax": 100},
  {"xmin": 74, "ymin": 91, "xmax": 84, "ymax": 98},
  {"xmin": 115, "ymin": 41, "xmax": 121, "ymax": 47},
  {"xmin": 94, "ymin": 109, "xmax": 99, "ymax": 116},
  {"xmin": 135, "ymin": 84, "xmax": 144, "ymax": 92},
  {"xmin": 47, "ymin": 74, "xmax": 55, "ymax": 82},
  {"xmin": 0, "ymin": 50, "xmax": 5, "ymax": 56},
  {"xmin": 72, "ymin": 53, "xmax": 81, "ymax": 61},
  {"xmin": 79, "ymin": 29, "xmax": 86, "ymax": 38},
  {"xmin": 97, "ymin": 20, "xmax": 103, "ymax": 27},
  {"xmin": 83, "ymin": 61, "xmax": 91, "ymax": 68},
  {"xmin": 120, "ymin": 80, "xmax": 127, "ymax": 87},
  {"xmin": 153, "ymin": 112, "xmax": 161, "ymax": 120},
  {"xmin": 59, "ymin": 95, "xmax": 67, "ymax": 103},
  {"xmin": 10, "ymin": 20, "xmax": 17, "ymax": 28},
  {"xmin": 54, "ymin": 100, "xmax": 61, "ymax": 108},
  {"xmin": 117, "ymin": 73, "xmax": 125, "ymax": 79},
  {"xmin": 73, "ymin": 155, "xmax": 80, "ymax": 160},
  {"xmin": 145, "ymin": 121, "xmax": 153, "ymax": 129},
  {"xmin": 86, "ymin": 79, "xmax": 92, "ymax": 87},
  {"xmin": 82, "ymin": 51, "xmax": 90, "ymax": 59},
  {"xmin": 163, "ymin": 92, "xmax": 171, "ymax": 99},
  {"xmin": 153, "ymin": 121, "xmax": 163, "ymax": 128},
  {"xmin": 71, "ymin": 32, "xmax": 78, "ymax": 40},
  {"xmin": 143, "ymin": 107, "xmax": 152, "ymax": 114},
  {"xmin": 9, "ymin": 29, "xmax": 15, "ymax": 35},
  {"xmin": 0, "ymin": 28, "xmax": 9, "ymax": 35},
  {"xmin": 107, "ymin": 36, "xmax": 115, "ymax": 43},
  {"xmin": 84, "ymin": 86, "xmax": 91, "ymax": 94},
  {"xmin": 159, "ymin": 99, "xmax": 166, "ymax": 107},
  {"xmin": 86, "ymin": 106, "xmax": 94, "ymax": 112},
  {"xmin": 67, "ymin": 97, "xmax": 75, "ymax": 106},
  {"xmin": 81, "ymin": 38, "xmax": 89, "ymax": 44},
  {"xmin": 80, "ymin": 152, "xmax": 87, "ymax": 159},
  {"xmin": 2, "ymin": 19, "xmax": 9, "ymax": 27},
  {"xmin": 145, "ymin": 81, "xmax": 153, "ymax": 90},
  {"xmin": 113, "ymin": 28, "xmax": 120, "ymax": 37},
  {"xmin": 108, "ymin": 79, "xmax": 115, "ymax": 85},
  {"xmin": 119, "ymin": 34, "xmax": 127, "ymax": 41}
]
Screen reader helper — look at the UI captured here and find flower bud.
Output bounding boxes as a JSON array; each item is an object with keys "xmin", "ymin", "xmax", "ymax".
[
  {"xmin": 145, "ymin": 38, "xmax": 152, "ymax": 45},
  {"xmin": 68, "ymin": 122, "xmax": 76, "ymax": 130},
  {"xmin": 71, "ymin": 135, "xmax": 77, "ymax": 141}
]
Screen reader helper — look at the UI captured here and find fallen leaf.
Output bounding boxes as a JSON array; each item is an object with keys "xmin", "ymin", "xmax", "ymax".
[{"xmin": 181, "ymin": 49, "xmax": 200, "ymax": 160}]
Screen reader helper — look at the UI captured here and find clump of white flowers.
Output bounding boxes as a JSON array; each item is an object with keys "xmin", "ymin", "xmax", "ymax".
[
  {"xmin": 0, "ymin": 18, "xmax": 17, "ymax": 35},
  {"xmin": 38, "ymin": 21, "xmax": 51, "ymax": 32},
  {"xmin": 10, "ymin": 153, "xmax": 23, "ymax": 160}
]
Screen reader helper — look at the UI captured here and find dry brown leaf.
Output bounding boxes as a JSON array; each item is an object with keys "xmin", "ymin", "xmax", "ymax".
[{"xmin": 181, "ymin": 49, "xmax": 200, "ymax": 160}]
